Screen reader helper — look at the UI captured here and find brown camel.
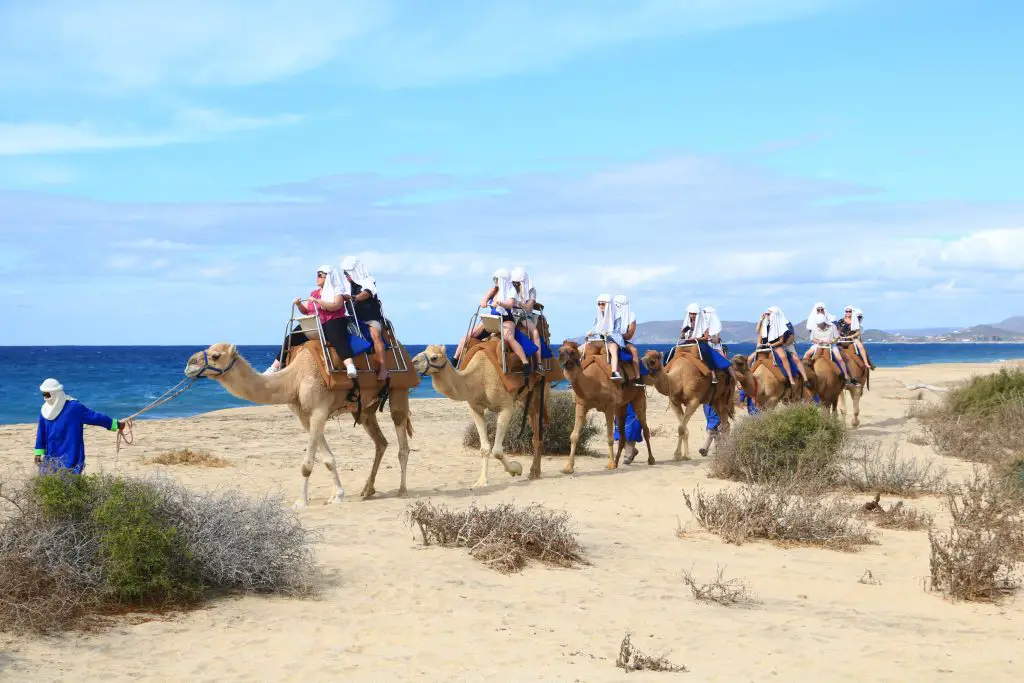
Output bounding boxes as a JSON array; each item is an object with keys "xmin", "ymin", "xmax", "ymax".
[
  {"xmin": 802, "ymin": 347, "xmax": 846, "ymax": 416},
  {"xmin": 557, "ymin": 340, "xmax": 653, "ymax": 473},
  {"xmin": 184, "ymin": 342, "xmax": 413, "ymax": 508},
  {"xmin": 411, "ymin": 343, "xmax": 552, "ymax": 485},
  {"xmin": 837, "ymin": 344, "xmax": 870, "ymax": 428},
  {"xmin": 640, "ymin": 347, "xmax": 736, "ymax": 460},
  {"xmin": 733, "ymin": 350, "xmax": 809, "ymax": 411}
]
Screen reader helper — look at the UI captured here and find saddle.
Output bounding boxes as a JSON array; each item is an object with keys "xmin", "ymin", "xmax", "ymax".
[
  {"xmin": 461, "ymin": 335, "xmax": 561, "ymax": 395},
  {"xmin": 581, "ymin": 342, "xmax": 641, "ymax": 382},
  {"xmin": 837, "ymin": 342, "xmax": 867, "ymax": 374},
  {"xmin": 666, "ymin": 344, "xmax": 711, "ymax": 378},
  {"xmin": 286, "ymin": 328, "xmax": 421, "ymax": 394},
  {"xmin": 750, "ymin": 347, "xmax": 787, "ymax": 385}
]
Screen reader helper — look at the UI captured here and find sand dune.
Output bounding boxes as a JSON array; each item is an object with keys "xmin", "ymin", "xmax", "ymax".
[{"xmin": 0, "ymin": 362, "xmax": 1021, "ymax": 682}]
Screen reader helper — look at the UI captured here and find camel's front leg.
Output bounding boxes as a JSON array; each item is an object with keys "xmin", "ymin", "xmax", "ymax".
[
  {"xmin": 604, "ymin": 409, "xmax": 618, "ymax": 470},
  {"xmin": 389, "ymin": 390, "xmax": 412, "ymax": 497},
  {"xmin": 296, "ymin": 411, "xmax": 328, "ymax": 509},
  {"xmin": 527, "ymin": 387, "xmax": 545, "ymax": 480},
  {"xmin": 359, "ymin": 412, "xmax": 388, "ymax": 499},
  {"xmin": 563, "ymin": 400, "xmax": 588, "ymax": 475},
  {"xmin": 613, "ymin": 405, "xmax": 628, "ymax": 468},
  {"xmin": 469, "ymin": 404, "xmax": 493, "ymax": 488},
  {"xmin": 318, "ymin": 435, "xmax": 345, "ymax": 504},
  {"xmin": 669, "ymin": 399, "xmax": 700, "ymax": 460},
  {"xmin": 632, "ymin": 395, "xmax": 656, "ymax": 465},
  {"xmin": 848, "ymin": 386, "xmax": 863, "ymax": 428},
  {"xmin": 491, "ymin": 407, "xmax": 521, "ymax": 477}
]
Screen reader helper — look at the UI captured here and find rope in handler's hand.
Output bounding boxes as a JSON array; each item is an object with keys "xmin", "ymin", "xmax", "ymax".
[{"xmin": 112, "ymin": 378, "xmax": 196, "ymax": 470}]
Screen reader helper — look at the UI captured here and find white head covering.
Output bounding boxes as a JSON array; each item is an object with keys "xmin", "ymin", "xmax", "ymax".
[
  {"xmin": 594, "ymin": 294, "xmax": 613, "ymax": 334},
  {"xmin": 843, "ymin": 305, "xmax": 861, "ymax": 332},
  {"xmin": 40, "ymin": 378, "xmax": 73, "ymax": 420},
  {"xmin": 685, "ymin": 302, "xmax": 706, "ymax": 338},
  {"xmin": 340, "ymin": 256, "xmax": 377, "ymax": 296},
  {"xmin": 763, "ymin": 306, "xmax": 789, "ymax": 343},
  {"xmin": 702, "ymin": 306, "xmax": 722, "ymax": 337},
  {"xmin": 509, "ymin": 266, "xmax": 533, "ymax": 304},
  {"xmin": 316, "ymin": 265, "xmax": 343, "ymax": 309},
  {"xmin": 807, "ymin": 302, "xmax": 832, "ymax": 330},
  {"xmin": 809, "ymin": 313, "xmax": 835, "ymax": 344},
  {"xmin": 613, "ymin": 294, "xmax": 633, "ymax": 333}
]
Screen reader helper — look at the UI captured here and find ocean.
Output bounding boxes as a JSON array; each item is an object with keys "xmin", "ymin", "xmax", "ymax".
[{"xmin": 2, "ymin": 343, "xmax": 1023, "ymax": 426}]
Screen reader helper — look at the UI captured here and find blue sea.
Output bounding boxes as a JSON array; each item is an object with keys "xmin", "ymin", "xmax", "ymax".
[{"xmin": 3, "ymin": 343, "xmax": 1024, "ymax": 425}]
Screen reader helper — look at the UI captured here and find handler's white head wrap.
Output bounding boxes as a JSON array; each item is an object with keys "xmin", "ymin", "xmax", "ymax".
[
  {"xmin": 807, "ymin": 302, "xmax": 832, "ymax": 331},
  {"xmin": 702, "ymin": 306, "xmax": 722, "ymax": 337},
  {"xmin": 40, "ymin": 378, "xmax": 73, "ymax": 420},
  {"xmin": 340, "ymin": 256, "xmax": 377, "ymax": 296},
  {"xmin": 613, "ymin": 294, "xmax": 632, "ymax": 333}
]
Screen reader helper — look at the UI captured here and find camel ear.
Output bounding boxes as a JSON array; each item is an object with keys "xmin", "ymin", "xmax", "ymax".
[{"xmin": 226, "ymin": 344, "xmax": 237, "ymax": 358}]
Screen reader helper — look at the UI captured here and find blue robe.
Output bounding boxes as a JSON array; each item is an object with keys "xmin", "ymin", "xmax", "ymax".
[
  {"xmin": 614, "ymin": 404, "xmax": 644, "ymax": 443},
  {"xmin": 34, "ymin": 400, "xmax": 118, "ymax": 474}
]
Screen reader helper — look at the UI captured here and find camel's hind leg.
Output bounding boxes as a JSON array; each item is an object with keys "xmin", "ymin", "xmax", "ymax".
[
  {"xmin": 632, "ymin": 394, "xmax": 655, "ymax": 465},
  {"xmin": 613, "ymin": 405, "xmax": 628, "ymax": 468},
  {"xmin": 359, "ymin": 410, "xmax": 389, "ymax": 499},
  {"xmin": 296, "ymin": 408, "xmax": 328, "ymax": 509},
  {"xmin": 527, "ymin": 385, "xmax": 546, "ymax": 480},
  {"xmin": 847, "ymin": 386, "xmax": 863, "ymax": 428},
  {"xmin": 604, "ymin": 408, "xmax": 618, "ymax": 470},
  {"xmin": 388, "ymin": 389, "xmax": 413, "ymax": 497},
  {"xmin": 564, "ymin": 399, "xmax": 588, "ymax": 475}
]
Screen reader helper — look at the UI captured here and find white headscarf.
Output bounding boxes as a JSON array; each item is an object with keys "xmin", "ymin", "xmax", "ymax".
[
  {"xmin": 685, "ymin": 302, "xmax": 706, "ymax": 338},
  {"xmin": 40, "ymin": 378, "xmax": 73, "ymax": 420},
  {"xmin": 594, "ymin": 293, "xmax": 613, "ymax": 334},
  {"xmin": 316, "ymin": 265, "xmax": 343, "ymax": 310},
  {"xmin": 510, "ymin": 266, "xmax": 533, "ymax": 304},
  {"xmin": 809, "ymin": 313, "xmax": 836, "ymax": 344},
  {"xmin": 763, "ymin": 305, "xmax": 789, "ymax": 343},
  {"xmin": 340, "ymin": 256, "xmax": 377, "ymax": 296},
  {"xmin": 702, "ymin": 306, "xmax": 722, "ymax": 337},
  {"xmin": 807, "ymin": 302, "xmax": 832, "ymax": 331},
  {"xmin": 613, "ymin": 294, "xmax": 633, "ymax": 333},
  {"xmin": 843, "ymin": 305, "xmax": 861, "ymax": 332}
]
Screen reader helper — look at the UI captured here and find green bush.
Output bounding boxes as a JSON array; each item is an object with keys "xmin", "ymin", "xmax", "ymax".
[
  {"xmin": 0, "ymin": 473, "xmax": 318, "ymax": 634},
  {"xmin": 462, "ymin": 390, "xmax": 600, "ymax": 454},
  {"xmin": 948, "ymin": 368, "xmax": 1024, "ymax": 417},
  {"xmin": 709, "ymin": 403, "xmax": 846, "ymax": 486}
]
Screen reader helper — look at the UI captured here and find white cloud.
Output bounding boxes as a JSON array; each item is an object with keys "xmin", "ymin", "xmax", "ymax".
[
  {"xmin": 938, "ymin": 229, "xmax": 1024, "ymax": 271},
  {"xmin": 0, "ymin": 0, "xmax": 844, "ymax": 92},
  {"xmin": 115, "ymin": 238, "xmax": 198, "ymax": 251},
  {"xmin": 0, "ymin": 108, "xmax": 301, "ymax": 157}
]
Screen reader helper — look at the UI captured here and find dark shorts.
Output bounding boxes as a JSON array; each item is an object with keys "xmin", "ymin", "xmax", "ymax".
[{"xmin": 500, "ymin": 313, "xmax": 515, "ymax": 323}]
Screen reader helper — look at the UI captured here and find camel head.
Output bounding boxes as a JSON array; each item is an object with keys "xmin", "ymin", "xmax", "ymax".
[
  {"xmin": 731, "ymin": 355, "xmax": 750, "ymax": 375},
  {"xmin": 557, "ymin": 340, "xmax": 582, "ymax": 370},
  {"xmin": 411, "ymin": 344, "xmax": 450, "ymax": 376},
  {"xmin": 641, "ymin": 349, "xmax": 665, "ymax": 377},
  {"xmin": 185, "ymin": 343, "xmax": 239, "ymax": 379}
]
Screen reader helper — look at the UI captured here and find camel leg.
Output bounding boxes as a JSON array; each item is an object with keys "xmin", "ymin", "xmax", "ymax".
[
  {"xmin": 564, "ymin": 400, "xmax": 588, "ymax": 475},
  {"xmin": 479, "ymin": 407, "xmax": 518, "ymax": 486},
  {"xmin": 468, "ymin": 404, "xmax": 495, "ymax": 488},
  {"xmin": 604, "ymin": 409, "xmax": 618, "ymax": 470},
  {"xmin": 389, "ymin": 389, "xmax": 412, "ymax": 497},
  {"xmin": 359, "ymin": 411, "xmax": 389, "ymax": 499},
  {"xmin": 848, "ymin": 386, "xmax": 863, "ymax": 428},
  {"xmin": 296, "ymin": 409, "xmax": 328, "ymax": 509},
  {"xmin": 613, "ymin": 405, "xmax": 628, "ymax": 468},
  {"xmin": 633, "ymin": 395, "xmax": 655, "ymax": 465},
  {"xmin": 528, "ymin": 389, "xmax": 544, "ymax": 480},
  {"xmin": 318, "ymin": 435, "xmax": 346, "ymax": 504},
  {"xmin": 670, "ymin": 399, "xmax": 701, "ymax": 461}
]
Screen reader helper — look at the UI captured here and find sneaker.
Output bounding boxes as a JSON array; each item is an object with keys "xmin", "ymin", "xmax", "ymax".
[
  {"xmin": 346, "ymin": 365, "xmax": 358, "ymax": 379},
  {"xmin": 611, "ymin": 371, "xmax": 623, "ymax": 380}
]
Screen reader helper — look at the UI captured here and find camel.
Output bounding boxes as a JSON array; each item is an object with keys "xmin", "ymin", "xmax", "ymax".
[
  {"xmin": 802, "ymin": 347, "xmax": 846, "ymax": 416},
  {"xmin": 837, "ymin": 344, "xmax": 870, "ymax": 428},
  {"xmin": 411, "ymin": 344, "xmax": 551, "ymax": 485},
  {"xmin": 640, "ymin": 347, "xmax": 736, "ymax": 461},
  {"xmin": 732, "ymin": 350, "xmax": 809, "ymax": 411},
  {"xmin": 557, "ymin": 340, "xmax": 653, "ymax": 473},
  {"xmin": 184, "ymin": 342, "xmax": 413, "ymax": 509}
]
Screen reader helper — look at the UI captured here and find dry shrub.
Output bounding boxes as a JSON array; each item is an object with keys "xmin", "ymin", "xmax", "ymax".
[
  {"xmin": 681, "ymin": 565, "xmax": 757, "ymax": 606},
  {"xmin": 839, "ymin": 439, "xmax": 946, "ymax": 496},
  {"xmin": 405, "ymin": 500, "xmax": 587, "ymax": 573},
  {"xmin": 682, "ymin": 482, "xmax": 876, "ymax": 551},
  {"xmin": 145, "ymin": 449, "xmax": 231, "ymax": 468},
  {"xmin": 858, "ymin": 495, "xmax": 933, "ymax": 531},
  {"xmin": 616, "ymin": 632, "xmax": 687, "ymax": 673},
  {"xmin": 911, "ymin": 369, "xmax": 1024, "ymax": 462},
  {"xmin": 0, "ymin": 473, "xmax": 318, "ymax": 634},
  {"xmin": 462, "ymin": 390, "xmax": 599, "ymax": 455},
  {"xmin": 858, "ymin": 569, "xmax": 881, "ymax": 585},
  {"xmin": 928, "ymin": 468, "xmax": 1024, "ymax": 601},
  {"xmin": 709, "ymin": 403, "xmax": 845, "ymax": 487}
]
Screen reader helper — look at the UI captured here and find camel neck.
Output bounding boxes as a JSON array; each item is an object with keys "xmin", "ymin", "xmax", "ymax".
[
  {"xmin": 430, "ymin": 363, "xmax": 474, "ymax": 400},
  {"xmin": 216, "ymin": 357, "xmax": 292, "ymax": 405}
]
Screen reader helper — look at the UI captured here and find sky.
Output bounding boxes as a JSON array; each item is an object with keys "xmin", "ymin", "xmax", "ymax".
[{"xmin": 2, "ymin": 0, "xmax": 1024, "ymax": 345}]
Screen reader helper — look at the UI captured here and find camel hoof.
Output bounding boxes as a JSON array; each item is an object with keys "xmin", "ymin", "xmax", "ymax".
[
  {"xmin": 293, "ymin": 500, "xmax": 308, "ymax": 510},
  {"xmin": 606, "ymin": 462, "xmax": 618, "ymax": 470},
  {"xmin": 360, "ymin": 486, "xmax": 376, "ymax": 499},
  {"xmin": 328, "ymin": 491, "xmax": 345, "ymax": 505},
  {"xmin": 673, "ymin": 455, "xmax": 691, "ymax": 462},
  {"xmin": 698, "ymin": 448, "xmax": 708, "ymax": 457},
  {"xmin": 397, "ymin": 487, "xmax": 409, "ymax": 498},
  {"xmin": 528, "ymin": 468, "xmax": 541, "ymax": 480},
  {"xmin": 562, "ymin": 466, "xmax": 574, "ymax": 475},
  {"xmin": 471, "ymin": 478, "xmax": 489, "ymax": 489},
  {"xmin": 506, "ymin": 460, "xmax": 524, "ymax": 477},
  {"xmin": 647, "ymin": 457, "xmax": 655, "ymax": 465}
]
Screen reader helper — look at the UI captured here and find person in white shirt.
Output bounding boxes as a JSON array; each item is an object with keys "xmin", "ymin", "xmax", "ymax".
[
  {"xmin": 508, "ymin": 266, "xmax": 542, "ymax": 370},
  {"xmin": 453, "ymin": 268, "xmax": 508, "ymax": 366},
  {"xmin": 587, "ymin": 294, "xmax": 624, "ymax": 380},
  {"xmin": 613, "ymin": 294, "xmax": 643, "ymax": 386},
  {"xmin": 680, "ymin": 302, "xmax": 736, "ymax": 385},
  {"xmin": 803, "ymin": 313, "xmax": 858, "ymax": 386}
]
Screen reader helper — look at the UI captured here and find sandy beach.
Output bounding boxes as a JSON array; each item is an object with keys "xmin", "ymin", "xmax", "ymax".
[{"xmin": 1, "ymin": 361, "xmax": 1022, "ymax": 682}]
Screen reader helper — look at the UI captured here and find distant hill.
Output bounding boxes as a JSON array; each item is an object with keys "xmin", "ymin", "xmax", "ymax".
[
  {"xmin": 935, "ymin": 325, "xmax": 1022, "ymax": 342},
  {"xmin": 628, "ymin": 319, "xmax": 756, "ymax": 344},
  {"xmin": 993, "ymin": 317, "xmax": 1024, "ymax": 334}
]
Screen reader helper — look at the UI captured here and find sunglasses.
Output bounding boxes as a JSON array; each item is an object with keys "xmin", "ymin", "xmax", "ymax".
[{"xmin": 316, "ymin": 271, "xmax": 326, "ymax": 277}]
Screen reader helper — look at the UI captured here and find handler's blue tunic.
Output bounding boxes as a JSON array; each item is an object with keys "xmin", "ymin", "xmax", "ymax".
[{"xmin": 34, "ymin": 400, "xmax": 118, "ymax": 474}]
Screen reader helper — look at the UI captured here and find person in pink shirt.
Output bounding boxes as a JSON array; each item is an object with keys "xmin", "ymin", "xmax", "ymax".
[{"xmin": 264, "ymin": 265, "xmax": 358, "ymax": 378}]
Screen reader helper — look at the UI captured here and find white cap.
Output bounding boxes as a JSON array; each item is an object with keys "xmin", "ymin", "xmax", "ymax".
[{"xmin": 39, "ymin": 378, "xmax": 63, "ymax": 393}]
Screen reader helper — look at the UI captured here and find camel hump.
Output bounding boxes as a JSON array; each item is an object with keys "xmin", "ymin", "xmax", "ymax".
[
  {"xmin": 668, "ymin": 345, "xmax": 710, "ymax": 377},
  {"xmin": 461, "ymin": 337, "xmax": 529, "ymax": 394},
  {"xmin": 289, "ymin": 335, "xmax": 421, "ymax": 394}
]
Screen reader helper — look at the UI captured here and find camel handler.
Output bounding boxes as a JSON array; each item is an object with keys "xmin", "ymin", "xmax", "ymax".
[{"xmin": 34, "ymin": 378, "xmax": 128, "ymax": 475}]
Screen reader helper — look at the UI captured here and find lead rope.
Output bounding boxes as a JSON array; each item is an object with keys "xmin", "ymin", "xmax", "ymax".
[{"xmin": 112, "ymin": 377, "xmax": 197, "ymax": 470}]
